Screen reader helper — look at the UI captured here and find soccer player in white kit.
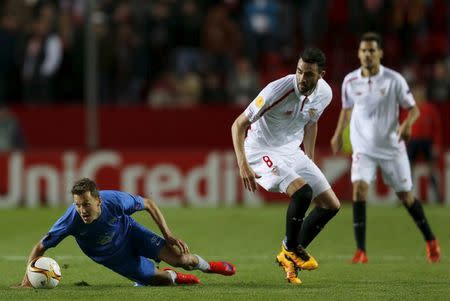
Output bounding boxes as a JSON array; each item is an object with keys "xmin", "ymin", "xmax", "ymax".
[
  {"xmin": 331, "ymin": 32, "xmax": 441, "ymax": 264},
  {"xmin": 232, "ymin": 48, "xmax": 341, "ymax": 284}
]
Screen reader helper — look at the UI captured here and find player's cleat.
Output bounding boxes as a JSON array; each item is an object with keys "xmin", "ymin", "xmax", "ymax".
[
  {"xmin": 163, "ymin": 268, "xmax": 200, "ymax": 285},
  {"xmin": 279, "ymin": 244, "xmax": 318, "ymax": 270},
  {"xmin": 208, "ymin": 261, "xmax": 236, "ymax": 276},
  {"xmin": 351, "ymin": 249, "xmax": 368, "ymax": 264},
  {"xmin": 426, "ymin": 239, "xmax": 441, "ymax": 263},
  {"xmin": 275, "ymin": 252, "xmax": 302, "ymax": 284}
]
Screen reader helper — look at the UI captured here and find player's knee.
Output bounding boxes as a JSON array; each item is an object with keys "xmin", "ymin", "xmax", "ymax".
[
  {"xmin": 330, "ymin": 200, "xmax": 341, "ymax": 211},
  {"xmin": 292, "ymin": 184, "xmax": 313, "ymax": 203},
  {"xmin": 147, "ymin": 272, "xmax": 173, "ymax": 286},
  {"xmin": 354, "ymin": 187, "xmax": 368, "ymax": 201},
  {"xmin": 353, "ymin": 181, "xmax": 369, "ymax": 201},
  {"xmin": 397, "ymin": 191, "xmax": 414, "ymax": 206}
]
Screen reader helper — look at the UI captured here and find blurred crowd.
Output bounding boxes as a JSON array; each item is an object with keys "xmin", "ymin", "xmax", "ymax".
[{"xmin": 0, "ymin": 0, "xmax": 449, "ymax": 107}]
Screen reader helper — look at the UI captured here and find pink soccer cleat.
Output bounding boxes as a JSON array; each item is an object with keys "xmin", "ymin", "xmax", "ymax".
[{"xmin": 208, "ymin": 261, "xmax": 236, "ymax": 276}]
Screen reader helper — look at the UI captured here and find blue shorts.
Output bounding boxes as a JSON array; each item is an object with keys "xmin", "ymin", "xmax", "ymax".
[{"xmin": 99, "ymin": 221, "xmax": 166, "ymax": 284}]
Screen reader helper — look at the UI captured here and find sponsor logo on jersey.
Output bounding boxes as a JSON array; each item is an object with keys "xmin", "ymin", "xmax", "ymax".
[
  {"xmin": 255, "ymin": 95, "xmax": 265, "ymax": 108},
  {"xmin": 271, "ymin": 166, "xmax": 280, "ymax": 176},
  {"xmin": 97, "ymin": 233, "xmax": 114, "ymax": 245}
]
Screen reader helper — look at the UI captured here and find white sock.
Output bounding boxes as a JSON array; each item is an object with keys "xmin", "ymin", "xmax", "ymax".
[
  {"xmin": 166, "ymin": 269, "xmax": 177, "ymax": 285},
  {"xmin": 194, "ymin": 254, "xmax": 210, "ymax": 272}
]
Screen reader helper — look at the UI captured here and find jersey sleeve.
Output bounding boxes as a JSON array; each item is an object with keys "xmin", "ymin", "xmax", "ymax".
[
  {"xmin": 244, "ymin": 78, "xmax": 289, "ymax": 123},
  {"xmin": 341, "ymin": 75, "xmax": 355, "ymax": 109},
  {"xmin": 110, "ymin": 190, "xmax": 145, "ymax": 215},
  {"xmin": 396, "ymin": 75, "xmax": 415, "ymax": 108},
  {"xmin": 310, "ymin": 85, "xmax": 333, "ymax": 122},
  {"xmin": 41, "ymin": 207, "xmax": 76, "ymax": 249}
]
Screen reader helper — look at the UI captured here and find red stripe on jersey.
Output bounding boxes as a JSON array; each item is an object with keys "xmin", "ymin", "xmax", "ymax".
[
  {"xmin": 300, "ymin": 97, "xmax": 308, "ymax": 111},
  {"xmin": 343, "ymin": 76, "xmax": 358, "ymax": 104},
  {"xmin": 259, "ymin": 88, "xmax": 295, "ymax": 117}
]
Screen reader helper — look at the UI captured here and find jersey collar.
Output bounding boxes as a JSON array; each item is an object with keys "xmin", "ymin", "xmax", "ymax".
[{"xmin": 358, "ymin": 65, "xmax": 385, "ymax": 80}]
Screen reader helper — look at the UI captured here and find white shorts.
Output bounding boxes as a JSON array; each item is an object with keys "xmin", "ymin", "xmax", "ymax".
[
  {"xmin": 351, "ymin": 150, "xmax": 413, "ymax": 192},
  {"xmin": 245, "ymin": 147, "xmax": 331, "ymax": 198}
]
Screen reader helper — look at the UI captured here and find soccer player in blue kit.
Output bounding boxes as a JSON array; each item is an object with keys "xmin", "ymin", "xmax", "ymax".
[{"xmin": 18, "ymin": 178, "xmax": 235, "ymax": 287}]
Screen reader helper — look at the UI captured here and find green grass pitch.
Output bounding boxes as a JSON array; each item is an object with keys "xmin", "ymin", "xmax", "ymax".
[{"xmin": 0, "ymin": 204, "xmax": 449, "ymax": 301}]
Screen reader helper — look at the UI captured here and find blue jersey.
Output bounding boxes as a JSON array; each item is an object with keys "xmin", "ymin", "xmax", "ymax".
[{"xmin": 41, "ymin": 190, "xmax": 145, "ymax": 262}]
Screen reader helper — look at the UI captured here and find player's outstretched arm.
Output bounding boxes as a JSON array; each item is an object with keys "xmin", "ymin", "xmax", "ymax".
[
  {"xmin": 231, "ymin": 113, "xmax": 260, "ymax": 192},
  {"xmin": 331, "ymin": 108, "xmax": 352, "ymax": 154},
  {"xmin": 14, "ymin": 242, "xmax": 47, "ymax": 288},
  {"xmin": 398, "ymin": 105, "xmax": 419, "ymax": 142},
  {"xmin": 143, "ymin": 197, "xmax": 189, "ymax": 254}
]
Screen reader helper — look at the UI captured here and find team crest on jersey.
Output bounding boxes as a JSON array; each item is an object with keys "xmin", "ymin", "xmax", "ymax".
[
  {"xmin": 255, "ymin": 95, "xmax": 265, "ymax": 108},
  {"xmin": 308, "ymin": 108, "xmax": 318, "ymax": 118},
  {"xmin": 380, "ymin": 88, "xmax": 386, "ymax": 96}
]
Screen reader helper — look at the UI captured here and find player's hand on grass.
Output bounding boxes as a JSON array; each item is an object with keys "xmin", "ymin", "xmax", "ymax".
[
  {"xmin": 11, "ymin": 283, "xmax": 32, "ymax": 289},
  {"xmin": 165, "ymin": 235, "xmax": 189, "ymax": 254},
  {"xmin": 11, "ymin": 275, "xmax": 32, "ymax": 288},
  {"xmin": 330, "ymin": 134, "xmax": 343, "ymax": 154},
  {"xmin": 239, "ymin": 164, "xmax": 260, "ymax": 192}
]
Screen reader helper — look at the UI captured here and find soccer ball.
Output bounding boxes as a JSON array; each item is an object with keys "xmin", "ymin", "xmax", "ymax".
[{"xmin": 27, "ymin": 256, "xmax": 61, "ymax": 289}]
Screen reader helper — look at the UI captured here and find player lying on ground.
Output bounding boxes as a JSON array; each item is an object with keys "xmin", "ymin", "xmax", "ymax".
[{"xmin": 17, "ymin": 178, "xmax": 236, "ymax": 287}]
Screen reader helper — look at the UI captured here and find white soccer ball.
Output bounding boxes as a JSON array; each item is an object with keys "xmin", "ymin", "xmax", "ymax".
[{"xmin": 27, "ymin": 256, "xmax": 62, "ymax": 289}]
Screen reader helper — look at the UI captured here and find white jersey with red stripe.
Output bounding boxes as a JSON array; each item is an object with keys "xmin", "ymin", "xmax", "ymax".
[
  {"xmin": 244, "ymin": 74, "xmax": 332, "ymax": 154},
  {"xmin": 342, "ymin": 65, "xmax": 415, "ymax": 159}
]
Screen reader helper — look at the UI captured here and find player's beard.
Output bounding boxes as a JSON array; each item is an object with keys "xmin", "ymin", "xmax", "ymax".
[{"xmin": 299, "ymin": 82, "xmax": 316, "ymax": 95}]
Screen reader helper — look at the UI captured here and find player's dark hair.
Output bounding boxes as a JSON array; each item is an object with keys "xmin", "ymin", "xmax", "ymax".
[
  {"xmin": 71, "ymin": 178, "xmax": 99, "ymax": 198},
  {"xmin": 301, "ymin": 47, "xmax": 326, "ymax": 71},
  {"xmin": 360, "ymin": 32, "xmax": 383, "ymax": 49}
]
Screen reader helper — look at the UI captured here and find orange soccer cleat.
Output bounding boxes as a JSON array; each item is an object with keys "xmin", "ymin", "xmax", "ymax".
[
  {"xmin": 276, "ymin": 251, "xmax": 302, "ymax": 284},
  {"xmin": 426, "ymin": 239, "xmax": 441, "ymax": 263},
  {"xmin": 279, "ymin": 244, "xmax": 318, "ymax": 271},
  {"xmin": 208, "ymin": 261, "xmax": 236, "ymax": 276},
  {"xmin": 351, "ymin": 249, "xmax": 368, "ymax": 264},
  {"xmin": 163, "ymin": 268, "xmax": 200, "ymax": 285}
]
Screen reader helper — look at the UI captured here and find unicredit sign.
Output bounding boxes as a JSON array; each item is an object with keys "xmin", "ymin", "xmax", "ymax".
[{"xmin": 0, "ymin": 150, "xmax": 448, "ymax": 207}]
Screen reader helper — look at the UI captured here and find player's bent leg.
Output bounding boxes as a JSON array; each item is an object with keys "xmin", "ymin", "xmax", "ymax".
[
  {"xmin": 146, "ymin": 269, "xmax": 177, "ymax": 286},
  {"xmin": 397, "ymin": 191, "xmax": 440, "ymax": 263},
  {"xmin": 278, "ymin": 179, "xmax": 318, "ymax": 271},
  {"xmin": 158, "ymin": 245, "xmax": 236, "ymax": 275},
  {"xmin": 298, "ymin": 189, "xmax": 340, "ymax": 249},
  {"xmin": 158, "ymin": 245, "xmax": 198, "ymax": 270},
  {"xmin": 284, "ymin": 179, "xmax": 312, "ymax": 249}
]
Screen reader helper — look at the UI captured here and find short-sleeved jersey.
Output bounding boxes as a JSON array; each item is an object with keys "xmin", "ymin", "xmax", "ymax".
[
  {"xmin": 41, "ymin": 190, "xmax": 145, "ymax": 262},
  {"xmin": 342, "ymin": 65, "xmax": 415, "ymax": 159},
  {"xmin": 244, "ymin": 74, "xmax": 332, "ymax": 153}
]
